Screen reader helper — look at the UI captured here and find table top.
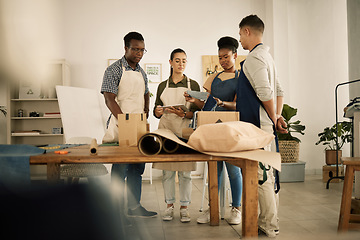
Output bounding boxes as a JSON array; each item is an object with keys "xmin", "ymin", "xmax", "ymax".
[
  {"xmin": 341, "ymin": 157, "xmax": 360, "ymax": 165},
  {"xmin": 29, "ymin": 145, "xmax": 236, "ymax": 164}
]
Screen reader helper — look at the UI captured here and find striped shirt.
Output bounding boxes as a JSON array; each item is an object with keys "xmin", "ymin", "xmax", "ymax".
[{"xmin": 101, "ymin": 56, "xmax": 149, "ymax": 95}]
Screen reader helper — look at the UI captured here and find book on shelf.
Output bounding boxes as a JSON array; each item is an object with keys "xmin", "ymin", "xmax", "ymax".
[
  {"xmin": 12, "ymin": 130, "xmax": 41, "ymax": 136},
  {"xmin": 43, "ymin": 112, "xmax": 61, "ymax": 117}
]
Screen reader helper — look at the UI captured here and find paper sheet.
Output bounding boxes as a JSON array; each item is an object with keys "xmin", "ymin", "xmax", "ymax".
[{"xmin": 151, "ymin": 128, "xmax": 281, "ymax": 171}]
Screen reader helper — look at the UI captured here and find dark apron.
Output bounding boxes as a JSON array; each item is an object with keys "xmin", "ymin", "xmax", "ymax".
[
  {"xmin": 210, "ymin": 70, "xmax": 239, "ymax": 111},
  {"xmin": 235, "ymin": 45, "xmax": 280, "ymax": 192}
]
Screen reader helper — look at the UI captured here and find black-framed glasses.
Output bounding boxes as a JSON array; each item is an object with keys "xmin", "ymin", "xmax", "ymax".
[{"xmin": 130, "ymin": 47, "xmax": 147, "ymax": 54}]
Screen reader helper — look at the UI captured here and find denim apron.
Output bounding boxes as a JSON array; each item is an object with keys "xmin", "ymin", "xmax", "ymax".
[
  {"xmin": 235, "ymin": 44, "xmax": 280, "ymax": 191},
  {"xmin": 210, "ymin": 70, "xmax": 239, "ymax": 111}
]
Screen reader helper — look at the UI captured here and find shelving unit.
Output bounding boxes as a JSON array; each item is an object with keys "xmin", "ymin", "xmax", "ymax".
[{"xmin": 6, "ymin": 60, "xmax": 70, "ymax": 146}]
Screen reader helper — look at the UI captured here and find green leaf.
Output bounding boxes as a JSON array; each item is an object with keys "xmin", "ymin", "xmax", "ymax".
[
  {"xmin": 279, "ymin": 104, "xmax": 305, "ymax": 142},
  {"xmin": 281, "ymin": 104, "xmax": 297, "ymax": 122}
]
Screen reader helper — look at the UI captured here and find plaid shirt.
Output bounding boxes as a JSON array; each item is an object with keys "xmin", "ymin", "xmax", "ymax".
[{"xmin": 101, "ymin": 56, "xmax": 149, "ymax": 95}]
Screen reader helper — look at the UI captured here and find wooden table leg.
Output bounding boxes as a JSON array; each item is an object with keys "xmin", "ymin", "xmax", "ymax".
[
  {"xmin": 241, "ymin": 160, "xmax": 259, "ymax": 238},
  {"xmin": 47, "ymin": 163, "xmax": 61, "ymax": 184},
  {"xmin": 208, "ymin": 160, "xmax": 219, "ymax": 226},
  {"xmin": 228, "ymin": 159, "xmax": 258, "ymax": 238},
  {"xmin": 338, "ymin": 165, "xmax": 354, "ymax": 232}
]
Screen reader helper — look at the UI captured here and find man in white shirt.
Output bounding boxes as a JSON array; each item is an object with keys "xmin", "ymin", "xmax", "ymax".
[{"xmin": 237, "ymin": 14, "xmax": 287, "ymax": 238}]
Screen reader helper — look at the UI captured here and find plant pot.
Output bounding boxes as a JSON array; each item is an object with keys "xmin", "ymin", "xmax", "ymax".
[
  {"xmin": 278, "ymin": 140, "xmax": 300, "ymax": 163},
  {"xmin": 325, "ymin": 149, "xmax": 342, "ymax": 165}
]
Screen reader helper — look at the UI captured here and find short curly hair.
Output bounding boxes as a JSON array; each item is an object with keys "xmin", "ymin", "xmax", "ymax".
[
  {"xmin": 217, "ymin": 36, "xmax": 239, "ymax": 53},
  {"xmin": 123, "ymin": 32, "xmax": 144, "ymax": 47}
]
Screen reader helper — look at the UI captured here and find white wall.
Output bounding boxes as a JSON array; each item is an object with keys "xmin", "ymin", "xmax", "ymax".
[
  {"xmin": 348, "ymin": 0, "xmax": 360, "ymax": 99},
  {"xmin": 285, "ymin": 0, "xmax": 349, "ymax": 173},
  {"xmin": 0, "ymin": 0, "xmax": 351, "ymax": 175},
  {"xmin": 60, "ymin": 0, "xmax": 259, "ymax": 130}
]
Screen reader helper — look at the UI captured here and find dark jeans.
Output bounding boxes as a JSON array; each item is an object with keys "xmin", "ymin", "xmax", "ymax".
[{"xmin": 111, "ymin": 163, "xmax": 145, "ymax": 209}]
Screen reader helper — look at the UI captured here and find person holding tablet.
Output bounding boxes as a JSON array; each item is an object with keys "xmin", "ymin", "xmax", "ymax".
[{"xmin": 153, "ymin": 48, "xmax": 200, "ymax": 223}]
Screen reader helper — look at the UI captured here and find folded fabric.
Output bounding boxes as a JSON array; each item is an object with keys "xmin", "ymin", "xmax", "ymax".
[
  {"xmin": 187, "ymin": 121, "xmax": 274, "ymax": 152},
  {"xmin": 0, "ymin": 144, "xmax": 45, "ymax": 191}
]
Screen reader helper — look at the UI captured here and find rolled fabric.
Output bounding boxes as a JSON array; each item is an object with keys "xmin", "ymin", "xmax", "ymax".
[{"xmin": 138, "ymin": 134, "xmax": 163, "ymax": 156}]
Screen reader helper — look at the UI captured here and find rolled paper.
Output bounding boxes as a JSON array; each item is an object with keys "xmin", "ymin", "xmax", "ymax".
[
  {"xmin": 162, "ymin": 138, "xmax": 179, "ymax": 154},
  {"xmin": 90, "ymin": 138, "xmax": 98, "ymax": 155},
  {"xmin": 138, "ymin": 134, "xmax": 163, "ymax": 156}
]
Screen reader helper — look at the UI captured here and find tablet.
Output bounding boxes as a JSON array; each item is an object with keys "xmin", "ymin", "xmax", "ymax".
[
  {"xmin": 160, "ymin": 104, "xmax": 189, "ymax": 112},
  {"xmin": 186, "ymin": 90, "xmax": 209, "ymax": 101}
]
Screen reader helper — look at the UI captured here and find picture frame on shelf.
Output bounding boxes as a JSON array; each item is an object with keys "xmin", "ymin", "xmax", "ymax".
[
  {"xmin": 144, "ymin": 63, "xmax": 162, "ymax": 83},
  {"xmin": 108, "ymin": 59, "xmax": 118, "ymax": 66},
  {"xmin": 19, "ymin": 80, "xmax": 42, "ymax": 99}
]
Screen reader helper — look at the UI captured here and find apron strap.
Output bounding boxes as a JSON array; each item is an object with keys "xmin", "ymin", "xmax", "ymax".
[{"xmin": 258, "ymin": 162, "xmax": 271, "ymax": 185}]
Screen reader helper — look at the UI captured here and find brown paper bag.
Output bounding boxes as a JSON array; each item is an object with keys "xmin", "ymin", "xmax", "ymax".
[
  {"xmin": 118, "ymin": 113, "xmax": 147, "ymax": 147},
  {"xmin": 188, "ymin": 121, "xmax": 274, "ymax": 152}
]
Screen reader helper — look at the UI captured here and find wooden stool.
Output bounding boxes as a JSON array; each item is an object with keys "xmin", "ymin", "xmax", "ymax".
[{"xmin": 338, "ymin": 157, "xmax": 360, "ymax": 232}]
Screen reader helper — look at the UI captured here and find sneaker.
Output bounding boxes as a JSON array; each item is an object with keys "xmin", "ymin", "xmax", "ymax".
[
  {"xmin": 258, "ymin": 226, "xmax": 276, "ymax": 238},
  {"xmin": 197, "ymin": 208, "xmax": 210, "ymax": 224},
  {"xmin": 128, "ymin": 205, "xmax": 158, "ymax": 218},
  {"xmin": 180, "ymin": 208, "xmax": 191, "ymax": 223},
  {"xmin": 274, "ymin": 229, "xmax": 279, "ymax": 235},
  {"xmin": 162, "ymin": 205, "xmax": 174, "ymax": 221},
  {"xmin": 226, "ymin": 207, "xmax": 241, "ymax": 225}
]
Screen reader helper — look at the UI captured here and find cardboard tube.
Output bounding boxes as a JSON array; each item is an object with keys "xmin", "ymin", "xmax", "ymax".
[
  {"xmin": 162, "ymin": 138, "xmax": 179, "ymax": 153},
  {"xmin": 90, "ymin": 138, "xmax": 98, "ymax": 155},
  {"xmin": 138, "ymin": 134, "xmax": 163, "ymax": 156}
]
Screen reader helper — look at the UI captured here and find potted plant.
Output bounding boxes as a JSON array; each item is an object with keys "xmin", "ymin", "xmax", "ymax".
[
  {"xmin": 315, "ymin": 122, "xmax": 352, "ymax": 165},
  {"xmin": 277, "ymin": 104, "xmax": 306, "ymax": 162}
]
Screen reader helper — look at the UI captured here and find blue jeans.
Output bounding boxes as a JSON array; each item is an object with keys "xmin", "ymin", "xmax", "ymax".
[
  {"xmin": 217, "ymin": 161, "xmax": 242, "ymax": 207},
  {"xmin": 111, "ymin": 163, "xmax": 145, "ymax": 209}
]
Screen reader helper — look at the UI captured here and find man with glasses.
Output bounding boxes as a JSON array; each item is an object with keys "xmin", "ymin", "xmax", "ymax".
[{"xmin": 101, "ymin": 32, "xmax": 157, "ymax": 218}]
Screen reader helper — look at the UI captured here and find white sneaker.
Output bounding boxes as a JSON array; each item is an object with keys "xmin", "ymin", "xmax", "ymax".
[
  {"xmin": 162, "ymin": 205, "xmax": 174, "ymax": 221},
  {"xmin": 227, "ymin": 207, "xmax": 241, "ymax": 225},
  {"xmin": 258, "ymin": 226, "xmax": 276, "ymax": 238},
  {"xmin": 197, "ymin": 208, "xmax": 210, "ymax": 224},
  {"xmin": 180, "ymin": 208, "xmax": 191, "ymax": 223}
]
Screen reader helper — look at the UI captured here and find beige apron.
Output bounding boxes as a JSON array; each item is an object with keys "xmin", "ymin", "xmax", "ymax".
[
  {"xmin": 102, "ymin": 66, "xmax": 145, "ymax": 143},
  {"xmin": 153, "ymin": 77, "xmax": 196, "ymax": 171}
]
